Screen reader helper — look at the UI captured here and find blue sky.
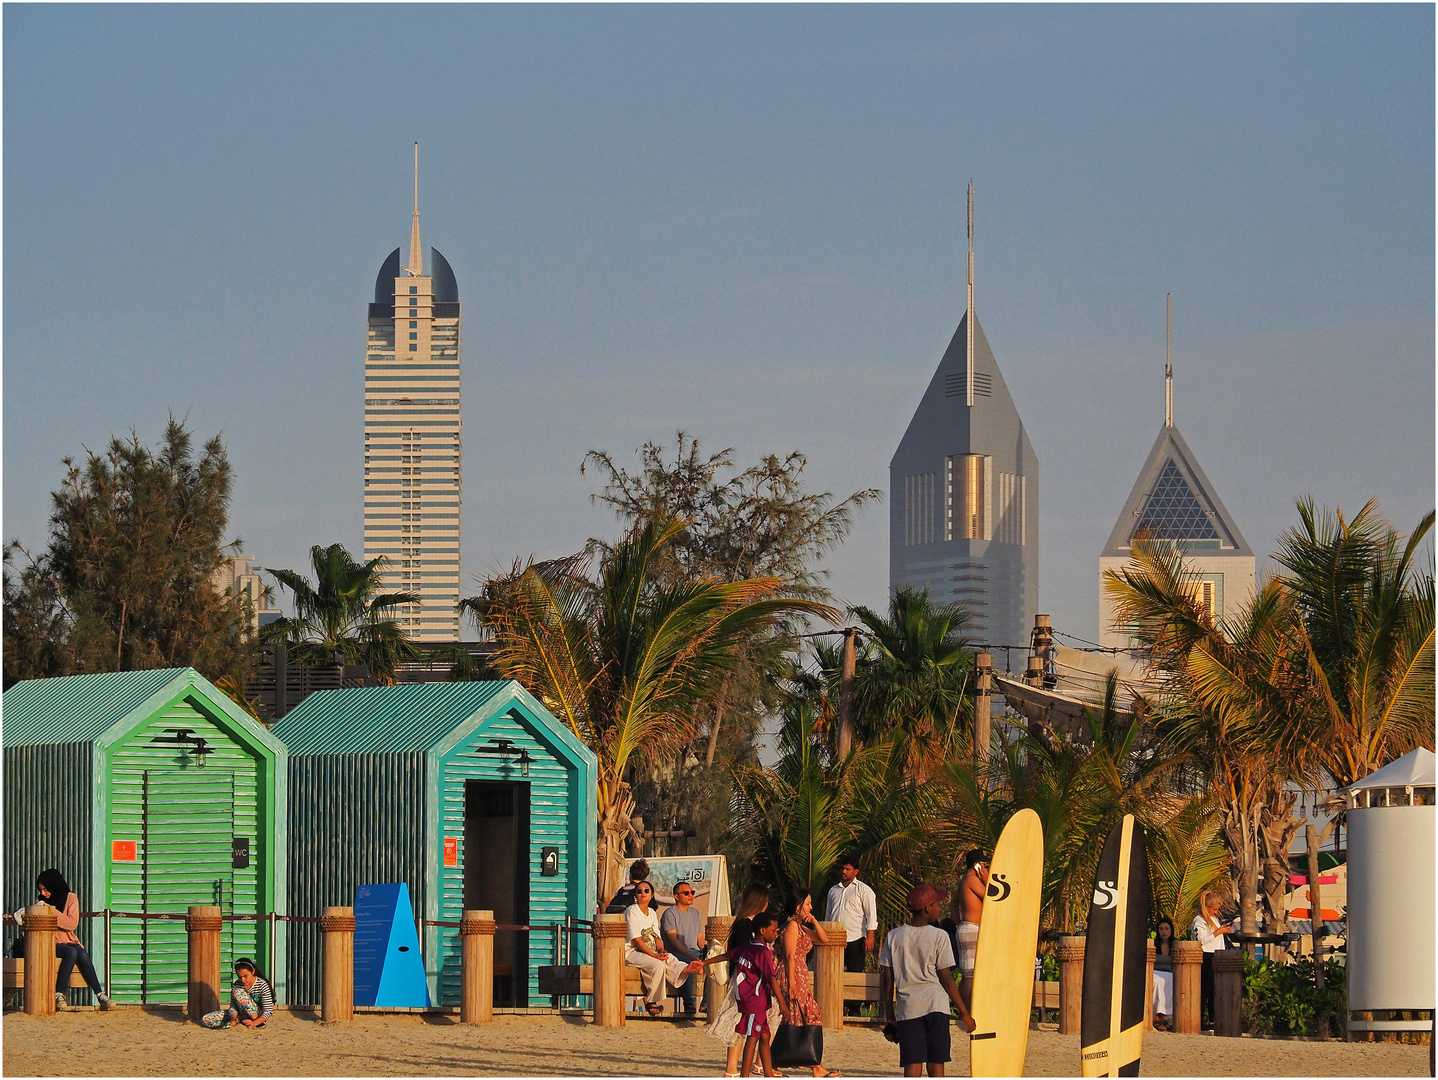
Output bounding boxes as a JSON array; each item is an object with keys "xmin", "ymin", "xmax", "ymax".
[{"xmin": 5, "ymin": 5, "xmax": 1433, "ymax": 645}]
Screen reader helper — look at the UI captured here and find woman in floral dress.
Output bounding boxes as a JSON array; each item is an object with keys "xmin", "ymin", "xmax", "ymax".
[{"xmin": 776, "ymin": 888, "xmax": 841, "ymax": 1078}]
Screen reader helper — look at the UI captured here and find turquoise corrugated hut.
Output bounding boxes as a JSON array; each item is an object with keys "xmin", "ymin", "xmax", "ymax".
[
  {"xmin": 272, "ymin": 681, "xmax": 598, "ymax": 1008},
  {"xmin": 2, "ymin": 669, "xmax": 287, "ymax": 1003}
]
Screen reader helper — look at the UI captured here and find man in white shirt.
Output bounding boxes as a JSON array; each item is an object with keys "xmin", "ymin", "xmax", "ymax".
[
  {"xmin": 880, "ymin": 883, "xmax": 975, "ymax": 1077},
  {"xmin": 825, "ymin": 854, "xmax": 878, "ymax": 973}
]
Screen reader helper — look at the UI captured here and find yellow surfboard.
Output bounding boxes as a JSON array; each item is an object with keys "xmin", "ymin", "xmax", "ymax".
[{"xmin": 969, "ymin": 808, "xmax": 1044, "ymax": 1078}]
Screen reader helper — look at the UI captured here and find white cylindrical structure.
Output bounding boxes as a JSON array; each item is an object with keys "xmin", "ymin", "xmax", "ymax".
[{"xmin": 1346, "ymin": 804, "xmax": 1435, "ymax": 1012}]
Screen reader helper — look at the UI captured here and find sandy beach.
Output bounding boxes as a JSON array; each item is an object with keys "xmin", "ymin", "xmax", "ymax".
[{"xmin": 2, "ymin": 1009, "xmax": 1428, "ymax": 1077}]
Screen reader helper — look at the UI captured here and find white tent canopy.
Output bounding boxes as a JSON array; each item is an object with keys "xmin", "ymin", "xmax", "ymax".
[{"xmin": 1347, "ymin": 747, "xmax": 1436, "ymax": 793}]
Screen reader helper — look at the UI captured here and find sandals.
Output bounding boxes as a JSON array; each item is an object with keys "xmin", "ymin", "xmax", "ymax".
[{"xmin": 644, "ymin": 1002, "xmax": 664, "ymax": 1017}]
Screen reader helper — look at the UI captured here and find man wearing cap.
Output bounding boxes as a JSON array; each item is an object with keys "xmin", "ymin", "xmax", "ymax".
[{"xmin": 880, "ymin": 883, "xmax": 975, "ymax": 1077}]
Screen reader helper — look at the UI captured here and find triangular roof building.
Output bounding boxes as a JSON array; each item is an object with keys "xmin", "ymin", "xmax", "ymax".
[
  {"xmin": 1099, "ymin": 300, "xmax": 1255, "ymax": 649},
  {"xmin": 890, "ymin": 185, "xmax": 1040, "ymax": 653}
]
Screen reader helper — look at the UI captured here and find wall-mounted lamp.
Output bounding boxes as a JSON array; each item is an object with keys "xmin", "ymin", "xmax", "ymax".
[
  {"xmin": 471, "ymin": 738, "xmax": 531, "ymax": 777},
  {"xmin": 149, "ymin": 728, "xmax": 214, "ymax": 768}
]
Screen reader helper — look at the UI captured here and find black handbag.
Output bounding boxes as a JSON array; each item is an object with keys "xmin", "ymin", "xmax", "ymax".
[{"xmin": 770, "ymin": 1022, "xmax": 823, "ymax": 1068}]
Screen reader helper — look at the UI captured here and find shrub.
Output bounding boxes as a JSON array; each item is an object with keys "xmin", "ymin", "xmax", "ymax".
[{"xmin": 1243, "ymin": 953, "xmax": 1347, "ymax": 1037}]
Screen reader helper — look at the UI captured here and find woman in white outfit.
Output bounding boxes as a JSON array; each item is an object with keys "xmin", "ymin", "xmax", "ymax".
[
  {"xmin": 1191, "ymin": 891, "xmax": 1233, "ymax": 1030},
  {"xmin": 707, "ymin": 883, "xmax": 781, "ymax": 1077},
  {"xmin": 1151, "ymin": 917, "xmax": 1175, "ymax": 1029},
  {"xmin": 625, "ymin": 882, "xmax": 700, "ymax": 1016}
]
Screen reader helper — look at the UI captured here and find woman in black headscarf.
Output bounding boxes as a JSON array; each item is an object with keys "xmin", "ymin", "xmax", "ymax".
[{"xmin": 27, "ymin": 869, "xmax": 112, "ymax": 1010}]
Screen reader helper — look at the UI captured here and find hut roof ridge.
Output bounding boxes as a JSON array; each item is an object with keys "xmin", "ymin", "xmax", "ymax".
[{"xmin": 272, "ymin": 680, "xmax": 520, "ymax": 754}]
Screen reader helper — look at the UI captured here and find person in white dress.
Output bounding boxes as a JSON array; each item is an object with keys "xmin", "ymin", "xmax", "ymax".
[
  {"xmin": 625, "ymin": 882, "xmax": 701, "ymax": 1016},
  {"xmin": 706, "ymin": 883, "xmax": 781, "ymax": 1077},
  {"xmin": 1151, "ymin": 917, "xmax": 1176, "ymax": 1028}
]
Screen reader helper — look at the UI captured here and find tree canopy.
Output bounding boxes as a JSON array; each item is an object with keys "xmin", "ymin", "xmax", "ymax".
[{"xmin": 3, "ymin": 418, "xmax": 251, "ymax": 689}]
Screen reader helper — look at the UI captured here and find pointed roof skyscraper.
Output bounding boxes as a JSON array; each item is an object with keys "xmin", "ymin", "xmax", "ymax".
[
  {"xmin": 890, "ymin": 185, "xmax": 1039, "ymax": 652},
  {"xmin": 1098, "ymin": 298, "xmax": 1254, "ymax": 649}
]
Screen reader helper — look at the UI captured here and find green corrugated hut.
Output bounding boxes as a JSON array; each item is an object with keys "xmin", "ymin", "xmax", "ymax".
[
  {"xmin": 2, "ymin": 668, "xmax": 287, "ymax": 1003},
  {"xmin": 272, "ymin": 680, "xmax": 598, "ymax": 1008}
]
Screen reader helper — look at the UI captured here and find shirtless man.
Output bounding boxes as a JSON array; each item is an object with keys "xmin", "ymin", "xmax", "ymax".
[{"xmin": 955, "ymin": 849, "xmax": 988, "ymax": 1010}]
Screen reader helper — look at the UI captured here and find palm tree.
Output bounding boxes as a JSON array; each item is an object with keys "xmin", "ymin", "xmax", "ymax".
[
  {"xmin": 1146, "ymin": 794, "xmax": 1231, "ymax": 933},
  {"xmin": 1105, "ymin": 537, "xmax": 1316, "ymax": 940},
  {"xmin": 1274, "ymin": 499, "xmax": 1435, "ymax": 791},
  {"xmin": 261, "ymin": 543, "xmax": 419, "ymax": 682},
  {"xmin": 461, "ymin": 516, "xmax": 836, "ymax": 905},
  {"xmin": 938, "ymin": 673, "xmax": 1184, "ymax": 933},
  {"xmin": 731, "ymin": 698, "xmax": 936, "ymax": 930},
  {"xmin": 850, "ymin": 586, "xmax": 975, "ymax": 777}
]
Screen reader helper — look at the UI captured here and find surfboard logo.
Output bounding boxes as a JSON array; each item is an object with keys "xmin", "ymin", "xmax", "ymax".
[
  {"xmin": 986, "ymin": 873, "xmax": 1012, "ymax": 901},
  {"xmin": 1091, "ymin": 879, "xmax": 1118, "ymax": 909}
]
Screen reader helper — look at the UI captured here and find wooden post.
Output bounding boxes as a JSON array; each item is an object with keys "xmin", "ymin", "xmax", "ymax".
[
  {"xmin": 704, "ymin": 915, "xmax": 733, "ymax": 1023},
  {"xmin": 1057, "ymin": 936, "xmax": 1085, "ymax": 1035},
  {"xmin": 186, "ymin": 905, "xmax": 223, "ymax": 1024},
  {"xmin": 23, "ymin": 904, "xmax": 58, "ymax": 1016},
  {"xmin": 975, "ymin": 652, "xmax": 992, "ymax": 763},
  {"xmin": 320, "ymin": 906, "xmax": 356, "ymax": 1023},
  {"xmin": 1172, "ymin": 941, "xmax": 1203, "ymax": 1035},
  {"xmin": 837, "ymin": 629, "xmax": 857, "ymax": 759},
  {"xmin": 1212, "ymin": 949, "xmax": 1244, "ymax": 1037},
  {"xmin": 814, "ymin": 920, "xmax": 846, "ymax": 1031},
  {"xmin": 460, "ymin": 909, "xmax": 496, "ymax": 1023},
  {"xmin": 1145, "ymin": 940, "xmax": 1156, "ymax": 1031},
  {"xmin": 593, "ymin": 913, "xmax": 628, "ymax": 1028},
  {"xmin": 1305, "ymin": 823, "xmax": 1327, "ymax": 989}
]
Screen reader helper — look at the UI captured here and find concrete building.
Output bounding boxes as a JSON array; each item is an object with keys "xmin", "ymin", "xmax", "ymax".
[
  {"xmin": 211, "ymin": 555, "xmax": 284, "ymax": 639},
  {"xmin": 1098, "ymin": 299, "xmax": 1255, "ymax": 650},
  {"xmin": 890, "ymin": 184, "xmax": 1040, "ymax": 653},
  {"xmin": 363, "ymin": 145, "xmax": 463, "ymax": 641}
]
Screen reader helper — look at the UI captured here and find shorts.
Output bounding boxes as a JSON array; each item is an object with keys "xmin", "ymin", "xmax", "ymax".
[
  {"xmin": 897, "ymin": 1012, "xmax": 951, "ymax": 1067},
  {"xmin": 736, "ymin": 1005, "xmax": 770, "ymax": 1038},
  {"xmin": 956, "ymin": 922, "xmax": 979, "ymax": 978}
]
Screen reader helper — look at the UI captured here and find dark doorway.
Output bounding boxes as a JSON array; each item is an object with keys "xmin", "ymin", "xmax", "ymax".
[{"xmin": 464, "ymin": 780, "xmax": 530, "ymax": 1007}]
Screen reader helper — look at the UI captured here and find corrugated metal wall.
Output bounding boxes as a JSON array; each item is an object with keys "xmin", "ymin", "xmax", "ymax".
[
  {"xmin": 3, "ymin": 742, "xmax": 94, "ymax": 1004},
  {"xmin": 108, "ymin": 699, "xmax": 265, "ymax": 1001},
  {"xmin": 438, "ymin": 710, "xmax": 581, "ymax": 1006},
  {"xmin": 286, "ymin": 753, "xmax": 429, "ymax": 1005}
]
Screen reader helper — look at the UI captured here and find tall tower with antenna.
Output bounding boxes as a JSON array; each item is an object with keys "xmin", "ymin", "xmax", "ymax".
[
  {"xmin": 362, "ymin": 144, "xmax": 464, "ymax": 641},
  {"xmin": 1098, "ymin": 296, "xmax": 1254, "ymax": 650},
  {"xmin": 889, "ymin": 185, "xmax": 1040, "ymax": 655}
]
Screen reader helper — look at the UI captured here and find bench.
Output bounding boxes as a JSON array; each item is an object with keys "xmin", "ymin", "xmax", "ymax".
[
  {"xmin": 537, "ymin": 966, "xmax": 1059, "ymax": 1010},
  {"xmin": 3, "ymin": 958, "xmax": 91, "ymax": 991}
]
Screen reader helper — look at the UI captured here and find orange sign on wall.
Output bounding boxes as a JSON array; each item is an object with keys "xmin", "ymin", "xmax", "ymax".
[
  {"xmin": 443, "ymin": 837, "xmax": 458, "ymax": 867},
  {"xmin": 112, "ymin": 841, "xmax": 137, "ymax": 862}
]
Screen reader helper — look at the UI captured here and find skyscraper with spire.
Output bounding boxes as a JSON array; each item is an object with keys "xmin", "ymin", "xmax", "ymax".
[
  {"xmin": 362, "ymin": 144, "xmax": 463, "ymax": 641},
  {"xmin": 890, "ymin": 184, "xmax": 1040, "ymax": 652},
  {"xmin": 1097, "ymin": 296, "xmax": 1254, "ymax": 650}
]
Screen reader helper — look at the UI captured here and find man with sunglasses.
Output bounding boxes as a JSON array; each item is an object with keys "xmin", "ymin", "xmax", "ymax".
[
  {"xmin": 625, "ymin": 881, "xmax": 703, "ymax": 1016},
  {"xmin": 660, "ymin": 880, "xmax": 708, "ymax": 1016}
]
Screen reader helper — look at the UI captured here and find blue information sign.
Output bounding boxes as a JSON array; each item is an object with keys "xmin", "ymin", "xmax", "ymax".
[{"xmin": 353, "ymin": 882, "xmax": 431, "ymax": 1007}]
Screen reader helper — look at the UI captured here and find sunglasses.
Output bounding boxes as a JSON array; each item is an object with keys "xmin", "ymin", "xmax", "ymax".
[
  {"xmin": 676, "ymin": 889, "xmax": 693, "ymax": 896},
  {"xmin": 636, "ymin": 887, "xmax": 653, "ymax": 894}
]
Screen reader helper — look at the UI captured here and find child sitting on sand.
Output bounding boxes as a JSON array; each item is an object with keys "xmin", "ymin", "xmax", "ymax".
[
  {"xmin": 201, "ymin": 959, "xmax": 274, "ymax": 1029},
  {"xmin": 703, "ymin": 912, "xmax": 790, "ymax": 1077}
]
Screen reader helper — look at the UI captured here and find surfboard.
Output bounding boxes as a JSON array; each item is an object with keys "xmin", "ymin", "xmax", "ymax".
[
  {"xmin": 969, "ymin": 808, "xmax": 1044, "ymax": 1078},
  {"xmin": 1080, "ymin": 814, "xmax": 1150, "ymax": 1077}
]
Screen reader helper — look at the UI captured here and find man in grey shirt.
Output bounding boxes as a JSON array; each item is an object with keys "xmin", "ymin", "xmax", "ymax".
[{"xmin": 659, "ymin": 881, "xmax": 707, "ymax": 1015}]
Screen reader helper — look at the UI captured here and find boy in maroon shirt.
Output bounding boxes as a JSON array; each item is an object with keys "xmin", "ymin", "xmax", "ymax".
[{"xmin": 719, "ymin": 912, "xmax": 790, "ymax": 1077}]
